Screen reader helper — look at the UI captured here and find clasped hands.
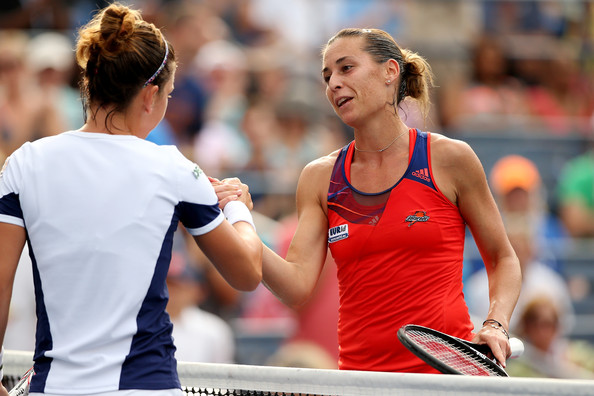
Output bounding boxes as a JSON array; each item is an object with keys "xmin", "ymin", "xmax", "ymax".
[{"xmin": 209, "ymin": 177, "xmax": 253, "ymax": 210}]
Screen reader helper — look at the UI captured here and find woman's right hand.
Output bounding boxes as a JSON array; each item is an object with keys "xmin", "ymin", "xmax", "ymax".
[{"xmin": 0, "ymin": 384, "xmax": 9, "ymax": 396}]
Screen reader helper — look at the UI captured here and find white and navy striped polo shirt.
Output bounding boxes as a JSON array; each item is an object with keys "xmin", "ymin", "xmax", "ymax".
[{"xmin": 0, "ymin": 131, "xmax": 224, "ymax": 394}]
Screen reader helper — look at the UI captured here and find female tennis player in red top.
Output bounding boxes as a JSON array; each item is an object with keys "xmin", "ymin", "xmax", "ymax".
[{"xmin": 214, "ymin": 28, "xmax": 521, "ymax": 373}]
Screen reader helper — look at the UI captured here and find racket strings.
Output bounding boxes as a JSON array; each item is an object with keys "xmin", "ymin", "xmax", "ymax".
[{"xmin": 408, "ymin": 330, "xmax": 500, "ymax": 376}]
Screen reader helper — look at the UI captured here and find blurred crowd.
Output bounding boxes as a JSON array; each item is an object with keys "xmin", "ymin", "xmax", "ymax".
[{"xmin": 2, "ymin": 0, "xmax": 594, "ymax": 380}]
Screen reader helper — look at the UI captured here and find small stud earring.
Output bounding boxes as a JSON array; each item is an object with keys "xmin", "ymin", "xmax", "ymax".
[{"xmin": 386, "ymin": 80, "xmax": 391, "ymax": 84}]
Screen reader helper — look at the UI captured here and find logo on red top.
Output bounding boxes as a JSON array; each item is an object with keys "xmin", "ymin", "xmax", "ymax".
[
  {"xmin": 328, "ymin": 224, "xmax": 349, "ymax": 243},
  {"xmin": 405, "ymin": 210, "xmax": 430, "ymax": 227},
  {"xmin": 411, "ymin": 167, "xmax": 430, "ymax": 182}
]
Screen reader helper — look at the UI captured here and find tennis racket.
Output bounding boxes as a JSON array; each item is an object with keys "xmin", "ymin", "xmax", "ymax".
[
  {"xmin": 397, "ymin": 324, "xmax": 524, "ymax": 377},
  {"xmin": 8, "ymin": 366, "xmax": 34, "ymax": 396}
]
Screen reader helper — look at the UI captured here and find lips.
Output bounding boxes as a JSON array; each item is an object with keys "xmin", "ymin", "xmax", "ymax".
[{"xmin": 336, "ymin": 97, "xmax": 352, "ymax": 108}]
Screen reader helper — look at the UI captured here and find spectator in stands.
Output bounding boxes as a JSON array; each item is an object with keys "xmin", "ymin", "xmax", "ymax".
[
  {"xmin": 241, "ymin": 212, "xmax": 340, "ymax": 365},
  {"xmin": 481, "ymin": 1, "xmax": 582, "ymax": 38},
  {"xmin": 0, "ymin": 0, "xmax": 71, "ymax": 30},
  {"xmin": 490, "ymin": 155, "xmax": 567, "ymax": 272},
  {"xmin": 465, "ymin": 218, "xmax": 574, "ymax": 336},
  {"xmin": 0, "ymin": 30, "xmax": 79, "ymax": 158},
  {"xmin": 166, "ymin": 229, "xmax": 235, "ymax": 364},
  {"xmin": 439, "ymin": 34, "xmax": 529, "ymax": 134},
  {"xmin": 266, "ymin": 340, "xmax": 337, "ymax": 369},
  {"xmin": 506, "ymin": 295, "xmax": 594, "ymax": 379},
  {"xmin": 26, "ymin": 31, "xmax": 83, "ymax": 135},
  {"xmin": 247, "ymin": 46, "xmax": 294, "ymax": 105},
  {"xmin": 556, "ymin": 142, "xmax": 594, "ymax": 237},
  {"xmin": 0, "ymin": 31, "xmax": 44, "ymax": 155},
  {"xmin": 192, "ymin": 38, "xmax": 252, "ymax": 176},
  {"xmin": 463, "ymin": 154, "xmax": 567, "ymax": 283},
  {"xmin": 251, "ymin": 99, "xmax": 336, "ymax": 220},
  {"xmin": 150, "ymin": 2, "xmax": 220, "ymax": 155},
  {"xmin": 520, "ymin": 40, "xmax": 594, "ymax": 135}
]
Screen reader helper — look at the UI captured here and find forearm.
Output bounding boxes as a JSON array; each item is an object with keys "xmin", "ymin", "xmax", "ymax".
[
  {"xmin": 0, "ymin": 283, "xmax": 11, "ymax": 383},
  {"xmin": 262, "ymin": 245, "xmax": 322, "ymax": 309},
  {"xmin": 0, "ymin": 288, "xmax": 10, "ymax": 349},
  {"xmin": 223, "ymin": 201, "xmax": 263, "ymax": 290},
  {"xmin": 485, "ymin": 255, "xmax": 522, "ymax": 330},
  {"xmin": 231, "ymin": 221, "xmax": 263, "ymax": 286},
  {"xmin": 194, "ymin": 219, "xmax": 262, "ymax": 292},
  {"xmin": 0, "ymin": 223, "xmax": 26, "ymax": 352}
]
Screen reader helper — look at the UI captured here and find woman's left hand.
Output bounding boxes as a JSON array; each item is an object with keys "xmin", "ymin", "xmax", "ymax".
[{"xmin": 471, "ymin": 323, "xmax": 511, "ymax": 367}]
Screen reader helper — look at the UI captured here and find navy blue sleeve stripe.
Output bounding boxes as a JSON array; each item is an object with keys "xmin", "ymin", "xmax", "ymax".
[
  {"xmin": 176, "ymin": 201, "xmax": 222, "ymax": 229},
  {"xmin": 0, "ymin": 192, "xmax": 23, "ymax": 219}
]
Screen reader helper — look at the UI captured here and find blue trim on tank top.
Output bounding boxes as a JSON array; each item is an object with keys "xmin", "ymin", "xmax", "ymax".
[{"xmin": 340, "ymin": 129, "xmax": 423, "ymax": 196}]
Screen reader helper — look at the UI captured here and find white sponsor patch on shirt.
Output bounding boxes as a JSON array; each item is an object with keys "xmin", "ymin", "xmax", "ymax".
[{"xmin": 328, "ymin": 224, "xmax": 348, "ymax": 243}]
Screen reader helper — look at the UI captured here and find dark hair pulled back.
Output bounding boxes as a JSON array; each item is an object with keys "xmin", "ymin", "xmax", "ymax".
[{"xmin": 76, "ymin": 2, "xmax": 175, "ymax": 125}]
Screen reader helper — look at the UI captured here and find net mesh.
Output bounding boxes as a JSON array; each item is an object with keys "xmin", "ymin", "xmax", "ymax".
[{"xmin": 3, "ymin": 350, "xmax": 594, "ymax": 396}]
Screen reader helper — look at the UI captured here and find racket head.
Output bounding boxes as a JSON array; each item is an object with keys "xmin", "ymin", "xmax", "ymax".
[{"xmin": 397, "ymin": 324, "xmax": 508, "ymax": 377}]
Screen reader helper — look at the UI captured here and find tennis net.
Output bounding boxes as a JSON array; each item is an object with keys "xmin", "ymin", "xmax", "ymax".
[{"xmin": 3, "ymin": 349, "xmax": 593, "ymax": 395}]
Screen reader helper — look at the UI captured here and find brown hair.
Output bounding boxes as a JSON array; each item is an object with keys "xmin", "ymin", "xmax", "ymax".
[
  {"xmin": 76, "ymin": 2, "xmax": 175, "ymax": 127},
  {"xmin": 323, "ymin": 28, "xmax": 434, "ymax": 120}
]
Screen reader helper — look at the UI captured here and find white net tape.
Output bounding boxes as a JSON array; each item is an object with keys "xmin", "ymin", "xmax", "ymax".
[{"xmin": 3, "ymin": 350, "xmax": 594, "ymax": 396}]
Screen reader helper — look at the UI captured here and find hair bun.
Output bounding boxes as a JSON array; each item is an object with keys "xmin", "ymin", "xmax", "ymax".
[
  {"xmin": 99, "ymin": 5, "xmax": 139, "ymax": 56},
  {"xmin": 76, "ymin": 2, "xmax": 174, "ymax": 118}
]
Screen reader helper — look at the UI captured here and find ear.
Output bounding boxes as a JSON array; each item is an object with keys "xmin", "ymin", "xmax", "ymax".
[
  {"xmin": 385, "ymin": 58, "xmax": 400, "ymax": 84},
  {"xmin": 142, "ymin": 85, "xmax": 160, "ymax": 114}
]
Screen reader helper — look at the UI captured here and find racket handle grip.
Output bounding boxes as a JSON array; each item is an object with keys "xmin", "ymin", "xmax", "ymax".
[{"xmin": 509, "ymin": 337, "xmax": 524, "ymax": 359}]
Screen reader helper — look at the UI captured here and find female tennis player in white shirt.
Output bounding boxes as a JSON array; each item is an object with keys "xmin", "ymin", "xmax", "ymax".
[{"xmin": 0, "ymin": 3, "xmax": 262, "ymax": 395}]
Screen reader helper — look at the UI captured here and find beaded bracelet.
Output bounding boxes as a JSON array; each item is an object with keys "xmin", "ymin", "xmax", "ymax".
[{"xmin": 483, "ymin": 319, "xmax": 510, "ymax": 339}]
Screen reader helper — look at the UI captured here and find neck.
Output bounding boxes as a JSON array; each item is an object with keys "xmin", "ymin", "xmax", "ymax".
[
  {"xmin": 80, "ymin": 107, "xmax": 135, "ymax": 135},
  {"xmin": 352, "ymin": 111, "xmax": 407, "ymax": 144},
  {"xmin": 353, "ymin": 125, "xmax": 409, "ymax": 154}
]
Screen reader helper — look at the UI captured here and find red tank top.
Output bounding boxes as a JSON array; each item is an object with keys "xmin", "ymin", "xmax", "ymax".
[{"xmin": 327, "ymin": 129, "xmax": 473, "ymax": 372}]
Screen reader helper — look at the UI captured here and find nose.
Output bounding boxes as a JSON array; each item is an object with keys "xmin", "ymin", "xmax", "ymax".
[{"xmin": 327, "ymin": 74, "xmax": 342, "ymax": 91}]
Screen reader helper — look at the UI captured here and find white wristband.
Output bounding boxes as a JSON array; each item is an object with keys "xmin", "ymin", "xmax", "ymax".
[{"xmin": 223, "ymin": 201, "xmax": 256, "ymax": 231}]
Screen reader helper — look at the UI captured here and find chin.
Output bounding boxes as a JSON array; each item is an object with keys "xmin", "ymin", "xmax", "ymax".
[
  {"xmin": 336, "ymin": 112, "xmax": 356, "ymax": 127},
  {"xmin": 341, "ymin": 117, "xmax": 359, "ymax": 129}
]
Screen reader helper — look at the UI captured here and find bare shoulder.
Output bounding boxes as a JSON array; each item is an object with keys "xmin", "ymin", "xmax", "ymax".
[
  {"xmin": 301, "ymin": 149, "xmax": 340, "ymax": 182},
  {"xmin": 429, "ymin": 132, "xmax": 481, "ymax": 168},
  {"xmin": 297, "ymin": 149, "xmax": 340, "ymax": 207},
  {"xmin": 428, "ymin": 132, "xmax": 488, "ymax": 204}
]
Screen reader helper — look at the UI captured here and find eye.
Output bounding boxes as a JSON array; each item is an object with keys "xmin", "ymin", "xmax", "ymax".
[
  {"xmin": 323, "ymin": 74, "xmax": 331, "ymax": 84},
  {"xmin": 342, "ymin": 65, "xmax": 353, "ymax": 72}
]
